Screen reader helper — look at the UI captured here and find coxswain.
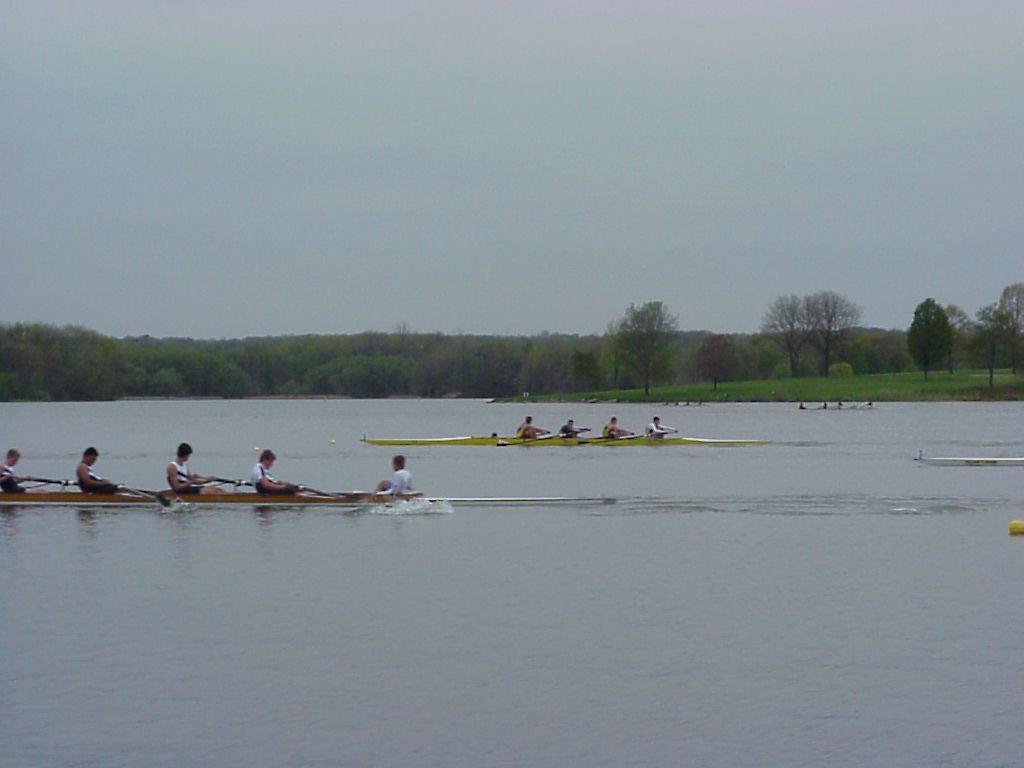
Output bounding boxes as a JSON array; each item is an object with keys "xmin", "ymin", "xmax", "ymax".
[
  {"xmin": 374, "ymin": 455, "xmax": 418, "ymax": 496},
  {"xmin": 166, "ymin": 443, "xmax": 220, "ymax": 495},
  {"xmin": 75, "ymin": 447, "xmax": 119, "ymax": 494}
]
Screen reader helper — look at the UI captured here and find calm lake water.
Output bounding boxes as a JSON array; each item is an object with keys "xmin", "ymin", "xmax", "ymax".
[{"xmin": 2, "ymin": 399, "xmax": 1022, "ymax": 767}]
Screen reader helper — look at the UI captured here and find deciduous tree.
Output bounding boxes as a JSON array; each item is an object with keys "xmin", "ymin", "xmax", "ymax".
[
  {"xmin": 761, "ymin": 295, "xmax": 808, "ymax": 377},
  {"xmin": 692, "ymin": 334, "xmax": 741, "ymax": 390},
  {"xmin": 972, "ymin": 304, "xmax": 1013, "ymax": 389},
  {"xmin": 802, "ymin": 291, "xmax": 862, "ymax": 375},
  {"xmin": 613, "ymin": 302, "xmax": 678, "ymax": 396},
  {"xmin": 998, "ymin": 283, "xmax": 1024, "ymax": 373},
  {"xmin": 943, "ymin": 304, "xmax": 973, "ymax": 373},
  {"xmin": 907, "ymin": 298, "xmax": 953, "ymax": 379}
]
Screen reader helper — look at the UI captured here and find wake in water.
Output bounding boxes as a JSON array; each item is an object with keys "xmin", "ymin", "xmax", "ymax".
[
  {"xmin": 365, "ymin": 498, "xmax": 454, "ymax": 515},
  {"xmin": 599, "ymin": 495, "xmax": 1014, "ymax": 517}
]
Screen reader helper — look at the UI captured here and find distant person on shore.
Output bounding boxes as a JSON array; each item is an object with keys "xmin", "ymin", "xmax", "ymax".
[
  {"xmin": 1, "ymin": 449, "xmax": 44, "ymax": 494},
  {"xmin": 645, "ymin": 417, "xmax": 678, "ymax": 439},
  {"xmin": 515, "ymin": 416, "xmax": 549, "ymax": 440},
  {"xmin": 374, "ymin": 455, "xmax": 416, "ymax": 496},
  {"xmin": 250, "ymin": 449, "xmax": 300, "ymax": 495},
  {"xmin": 602, "ymin": 417, "xmax": 634, "ymax": 439},
  {"xmin": 166, "ymin": 443, "xmax": 220, "ymax": 495},
  {"xmin": 75, "ymin": 447, "xmax": 119, "ymax": 494}
]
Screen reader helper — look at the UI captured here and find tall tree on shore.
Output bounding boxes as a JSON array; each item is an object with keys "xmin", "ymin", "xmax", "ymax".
[
  {"xmin": 692, "ymin": 334, "xmax": 741, "ymax": 390},
  {"xmin": 803, "ymin": 291, "xmax": 862, "ymax": 375},
  {"xmin": 613, "ymin": 302, "xmax": 679, "ymax": 396},
  {"xmin": 761, "ymin": 294, "xmax": 809, "ymax": 377},
  {"xmin": 943, "ymin": 304, "xmax": 973, "ymax": 373},
  {"xmin": 602, "ymin": 320, "xmax": 626, "ymax": 390},
  {"xmin": 907, "ymin": 298, "xmax": 953, "ymax": 379},
  {"xmin": 972, "ymin": 304, "xmax": 1013, "ymax": 389},
  {"xmin": 998, "ymin": 283, "xmax": 1024, "ymax": 373}
]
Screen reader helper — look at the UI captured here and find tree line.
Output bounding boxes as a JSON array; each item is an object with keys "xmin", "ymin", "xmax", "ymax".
[
  {"xmin": 1, "ymin": 284, "xmax": 1020, "ymax": 401},
  {"xmin": 906, "ymin": 284, "xmax": 1023, "ymax": 386}
]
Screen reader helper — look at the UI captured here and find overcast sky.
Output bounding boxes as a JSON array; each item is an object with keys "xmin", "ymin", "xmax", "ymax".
[{"xmin": 3, "ymin": 1, "xmax": 1021, "ymax": 339}]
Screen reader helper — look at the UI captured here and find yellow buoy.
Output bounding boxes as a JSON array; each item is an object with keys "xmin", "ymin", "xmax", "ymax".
[{"xmin": 1009, "ymin": 520, "xmax": 1024, "ymax": 536}]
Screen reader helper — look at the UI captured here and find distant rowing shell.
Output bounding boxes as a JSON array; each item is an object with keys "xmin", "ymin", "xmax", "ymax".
[
  {"xmin": 915, "ymin": 456, "xmax": 1024, "ymax": 466},
  {"xmin": 361, "ymin": 435, "xmax": 771, "ymax": 446}
]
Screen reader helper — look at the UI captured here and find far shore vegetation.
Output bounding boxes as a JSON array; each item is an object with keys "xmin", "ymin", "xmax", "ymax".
[
  {"xmin": 527, "ymin": 369, "xmax": 1024, "ymax": 404},
  {"xmin": 2, "ymin": 284, "xmax": 1021, "ymax": 402}
]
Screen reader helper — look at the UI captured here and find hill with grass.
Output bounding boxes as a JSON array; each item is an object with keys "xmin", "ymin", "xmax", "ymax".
[{"xmin": 532, "ymin": 370, "xmax": 1024, "ymax": 403}]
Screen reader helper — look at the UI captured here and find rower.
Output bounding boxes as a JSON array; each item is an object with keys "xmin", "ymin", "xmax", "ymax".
[
  {"xmin": 250, "ymin": 449, "xmax": 300, "ymax": 495},
  {"xmin": 76, "ymin": 447, "xmax": 119, "ymax": 494},
  {"xmin": 602, "ymin": 417, "xmax": 634, "ymax": 439},
  {"xmin": 166, "ymin": 443, "xmax": 220, "ymax": 495},
  {"xmin": 558, "ymin": 419, "xmax": 589, "ymax": 439},
  {"xmin": 1, "ymin": 449, "xmax": 44, "ymax": 494},
  {"xmin": 374, "ymin": 455, "xmax": 416, "ymax": 496},
  {"xmin": 515, "ymin": 416, "xmax": 549, "ymax": 440},
  {"xmin": 645, "ymin": 416, "xmax": 678, "ymax": 439}
]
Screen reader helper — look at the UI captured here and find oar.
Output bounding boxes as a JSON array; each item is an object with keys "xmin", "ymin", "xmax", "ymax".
[
  {"xmin": 297, "ymin": 486, "xmax": 368, "ymax": 502},
  {"xmin": 211, "ymin": 477, "xmax": 253, "ymax": 488},
  {"xmin": 28, "ymin": 477, "xmax": 72, "ymax": 487},
  {"xmin": 582, "ymin": 432, "xmax": 642, "ymax": 446},
  {"xmin": 518, "ymin": 431, "xmax": 558, "ymax": 443},
  {"xmin": 116, "ymin": 485, "xmax": 171, "ymax": 508}
]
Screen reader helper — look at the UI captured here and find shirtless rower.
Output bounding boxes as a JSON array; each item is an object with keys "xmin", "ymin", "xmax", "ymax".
[{"xmin": 515, "ymin": 416, "xmax": 549, "ymax": 440}]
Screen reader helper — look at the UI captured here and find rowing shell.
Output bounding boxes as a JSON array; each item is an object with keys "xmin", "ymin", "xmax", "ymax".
[
  {"xmin": 361, "ymin": 435, "xmax": 771, "ymax": 446},
  {"xmin": 915, "ymin": 456, "xmax": 1024, "ymax": 466},
  {"xmin": 0, "ymin": 491, "xmax": 616, "ymax": 507}
]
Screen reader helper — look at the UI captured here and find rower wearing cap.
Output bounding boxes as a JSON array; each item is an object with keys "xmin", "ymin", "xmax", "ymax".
[{"xmin": 558, "ymin": 419, "xmax": 589, "ymax": 439}]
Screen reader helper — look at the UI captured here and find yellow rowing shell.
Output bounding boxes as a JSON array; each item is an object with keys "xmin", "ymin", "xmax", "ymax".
[{"xmin": 361, "ymin": 435, "xmax": 771, "ymax": 446}]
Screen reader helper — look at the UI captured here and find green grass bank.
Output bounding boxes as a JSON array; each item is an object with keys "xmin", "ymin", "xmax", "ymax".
[{"xmin": 528, "ymin": 370, "xmax": 1024, "ymax": 403}]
